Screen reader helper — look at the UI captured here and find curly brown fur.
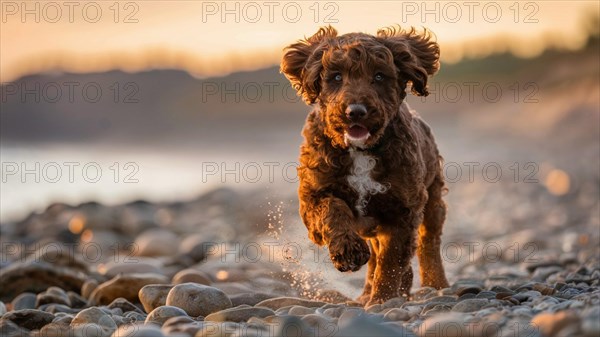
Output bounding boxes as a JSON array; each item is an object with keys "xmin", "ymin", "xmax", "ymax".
[{"xmin": 281, "ymin": 26, "xmax": 449, "ymax": 306}]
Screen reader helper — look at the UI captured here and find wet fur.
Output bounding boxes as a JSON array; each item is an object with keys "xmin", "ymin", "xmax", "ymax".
[{"xmin": 281, "ymin": 26, "xmax": 449, "ymax": 306}]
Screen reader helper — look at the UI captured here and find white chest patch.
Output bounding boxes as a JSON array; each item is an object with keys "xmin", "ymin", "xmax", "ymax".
[{"xmin": 347, "ymin": 149, "xmax": 389, "ymax": 215}]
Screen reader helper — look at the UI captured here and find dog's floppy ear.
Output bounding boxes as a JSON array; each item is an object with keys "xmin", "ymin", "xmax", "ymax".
[
  {"xmin": 281, "ymin": 26, "xmax": 337, "ymax": 104},
  {"xmin": 377, "ymin": 26, "xmax": 440, "ymax": 97}
]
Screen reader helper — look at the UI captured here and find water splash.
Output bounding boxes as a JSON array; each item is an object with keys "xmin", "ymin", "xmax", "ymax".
[
  {"xmin": 261, "ymin": 198, "xmax": 364, "ymax": 300},
  {"xmin": 265, "ymin": 200, "xmax": 285, "ymax": 240}
]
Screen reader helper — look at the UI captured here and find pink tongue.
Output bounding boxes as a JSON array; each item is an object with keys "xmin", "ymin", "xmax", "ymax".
[{"xmin": 348, "ymin": 125, "xmax": 369, "ymax": 138}]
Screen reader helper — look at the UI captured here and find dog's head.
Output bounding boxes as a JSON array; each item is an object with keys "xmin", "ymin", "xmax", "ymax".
[{"xmin": 281, "ymin": 26, "xmax": 439, "ymax": 149}]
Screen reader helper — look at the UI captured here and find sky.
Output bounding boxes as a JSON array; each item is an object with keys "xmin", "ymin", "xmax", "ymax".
[{"xmin": 1, "ymin": 1, "xmax": 598, "ymax": 82}]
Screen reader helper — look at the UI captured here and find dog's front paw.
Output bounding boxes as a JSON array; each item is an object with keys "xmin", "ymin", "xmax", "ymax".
[{"xmin": 328, "ymin": 233, "xmax": 370, "ymax": 272}]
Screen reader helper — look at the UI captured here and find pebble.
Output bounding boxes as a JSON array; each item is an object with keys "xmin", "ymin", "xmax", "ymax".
[
  {"xmin": 337, "ymin": 308, "xmax": 367, "ymax": 327},
  {"xmin": 11, "ymin": 292, "xmax": 37, "ymax": 310},
  {"xmin": 558, "ymin": 287, "xmax": 582, "ymax": 299},
  {"xmin": 531, "ymin": 283, "xmax": 557, "ymax": 296},
  {"xmin": 138, "ymin": 284, "xmax": 174, "ymax": 313},
  {"xmin": 566, "ymin": 272, "xmax": 591, "ymax": 284},
  {"xmin": 38, "ymin": 322, "xmax": 71, "ymax": 337},
  {"xmin": 402, "ymin": 304, "xmax": 424, "ymax": 317},
  {"xmin": 312, "ymin": 289, "xmax": 352, "ymax": 303},
  {"xmin": 321, "ymin": 306, "xmax": 346, "ymax": 318},
  {"xmin": 512, "ymin": 306, "xmax": 534, "ymax": 317},
  {"xmin": 107, "ymin": 298, "xmax": 145, "ymax": 314},
  {"xmin": 162, "ymin": 321, "xmax": 204, "ymax": 336},
  {"xmin": 162, "ymin": 315, "xmax": 196, "ymax": 327},
  {"xmin": 267, "ymin": 316, "xmax": 314, "ymax": 337},
  {"xmin": 531, "ymin": 310, "xmax": 580, "ymax": 336},
  {"xmin": 582, "ymin": 306, "xmax": 600, "ymax": 336},
  {"xmin": 287, "ymin": 305, "xmax": 315, "ymax": 316},
  {"xmin": 194, "ymin": 321, "xmax": 245, "ymax": 337},
  {"xmin": 559, "ymin": 252, "xmax": 579, "ymax": 265},
  {"xmin": 413, "ymin": 287, "xmax": 437, "ymax": 300},
  {"xmin": 71, "ymin": 307, "xmax": 117, "ymax": 330},
  {"xmin": 53, "ymin": 313, "xmax": 74, "ymax": 324},
  {"xmin": 35, "ymin": 286, "xmax": 71, "ymax": 307},
  {"xmin": 490, "ymin": 285, "xmax": 514, "ymax": 294},
  {"xmin": 134, "ymin": 229, "xmax": 180, "ymax": 257},
  {"xmin": 381, "ymin": 297, "xmax": 408, "ymax": 309},
  {"xmin": 1, "ymin": 309, "xmax": 55, "ymax": 330},
  {"xmin": 424, "ymin": 296, "xmax": 458, "ymax": 305},
  {"xmin": 111, "ymin": 323, "xmax": 166, "ymax": 337},
  {"xmin": 39, "ymin": 303, "xmax": 79, "ymax": 314},
  {"xmin": 475, "ymin": 291, "xmax": 497, "ymax": 299},
  {"xmin": 423, "ymin": 304, "xmax": 454, "ymax": 317},
  {"xmin": 458, "ymin": 293, "xmax": 477, "ymax": 301},
  {"xmin": 513, "ymin": 290, "xmax": 542, "ymax": 303},
  {"xmin": 451, "ymin": 280, "xmax": 484, "ymax": 293},
  {"xmin": 124, "ymin": 311, "xmax": 147, "ymax": 322},
  {"xmin": 165, "ymin": 283, "xmax": 232, "ymax": 317},
  {"xmin": 229, "ymin": 292, "xmax": 275, "ymax": 307},
  {"xmin": 204, "ymin": 306, "xmax": 275, "ymax": 322},
  {"xmin": 452, "ymin": 299, "xmax": 490, "ymax": 312},
  {"xmin": 0, "ymin": 261, "xmax": 86, "ymax": 302},
  {"xmin": 338, "ymin": 312, "xmax": 416, "ymax": 336},
  {"xmin": 68, "ymin": 291, "xmax": 88, "ymax": 308},
  {"xmin": 255, "ymin": 297, "xmax": 327, "ymax": 310},
  {"xmin": 0, "ymin": 319, "xmax": 29, "ymax": 337},
  {"xmin": 103, "ymin": 260, "xmax": 163, "ymax": 277},
  {"xmin": 366, "ymin": 303, "xmax": 383, "ymax": 313},
  {"xmin": 532, "ymin": 266, "xmax": 564, "ymax": 281},
  {"xmin": 81, "ymin": 279, "xmax": 99, "ymax": 299},
  {"xmin": 171, "ymin": 269, "xmax": 212, "ymax": 285},
  {"xmin": 89, "ymin": 273, "xmax": 169, "ymax": 305},
  {"xmin": 456, "ymin": 286, "xmax": 482, "ymax": 297},
  {"xmin": 145, "ymin": 305, "xmax": 188, "ymax": 326},
  {"xmin": 178, "ymin": 234, "xmax": 210, "ymax": 262},
  {"xmin": 211, "ymin": 282, "xmax": 254, "ymax": 295},
  {"xmin": 418, "ymin": 312, "xmax": 476, "ymax": 337},
  {"xmin": 383, "ymin": 308, "xmax": 411, "ymax": 321},
  {"xmin": 301, "ymin": 314, "xmax": 336, "ymax": 335},
  {"xmin": 474, "ymin": 307, "xmax": 499, "ymax": 317}
]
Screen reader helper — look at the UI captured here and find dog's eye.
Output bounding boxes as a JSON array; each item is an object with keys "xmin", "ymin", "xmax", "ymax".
[
  {"xmin": 333, "ymin": 73, "xmax": 342, "ymax": 82},
  {"xmin": 374, "ymin": 73, "xmax": 384, "ymax": 82}
]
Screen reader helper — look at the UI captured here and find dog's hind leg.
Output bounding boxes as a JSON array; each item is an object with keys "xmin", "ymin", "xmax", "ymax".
[
  {"xmin": 367, "ymin": 225, "xmax": 415, "ymax": 305},
  {"xmin": 417, "ymin": 174, "xmax": 450, "ymax": 289},
  {"xmin": 357, "ymin": 238, "xmax": 378, "ymax": 305},
  {"xmin": 400, "ymin": 263, "xmax": 413, "ymax": 298}
]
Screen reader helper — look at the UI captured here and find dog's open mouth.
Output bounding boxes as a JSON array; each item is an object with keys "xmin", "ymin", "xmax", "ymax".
[
  {"xmin": 348, "ymin": 124, "xmax": 369, "ymax": 139},
  {"xmin": 344, "ymin": 124, "xmax": 370, "ymax": 146}
]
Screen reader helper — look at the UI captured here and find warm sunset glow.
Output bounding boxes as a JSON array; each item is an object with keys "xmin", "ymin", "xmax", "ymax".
[
  {"xmin": 545, "ymin": 169, "xmax": 571, "ymax": 196},
  {"xmin": 1, "ymin": 1, "xmax": 596, "ymax": 82},
  {"xmin": 80, "ymin": 229, "xmax": 94, "ymax": 243},
  {"xmin": 68, "ymin": 214, "xmax": 86, "ymax": 234},
  {"xmin": 216, "ymin": 270, "xmax": 229, "ymax": 281}
]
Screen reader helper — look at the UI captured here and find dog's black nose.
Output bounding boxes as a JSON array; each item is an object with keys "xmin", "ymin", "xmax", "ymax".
[{"xmin": 345, "ymin": 104, "xmax": 367, "ymax": 120}]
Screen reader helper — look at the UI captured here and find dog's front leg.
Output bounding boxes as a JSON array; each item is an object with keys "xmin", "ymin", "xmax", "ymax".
[{"xmin": 300, "ymin": 196, "xmax": 370, "ymax": 272}]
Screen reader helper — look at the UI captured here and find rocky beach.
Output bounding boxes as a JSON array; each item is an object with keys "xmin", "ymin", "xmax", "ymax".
[{"xmin": 0, "ymin": 174, "xmax": 598, "ymax": 337}]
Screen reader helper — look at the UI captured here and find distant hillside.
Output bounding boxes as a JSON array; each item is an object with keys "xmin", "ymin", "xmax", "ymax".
[
  {"xmin": 0, "ymin": 67, "xmax": 306, "ymax": 148},
  {"xmin": 1, "ymin": 39, "xmax": 598, "ymax": 152}
]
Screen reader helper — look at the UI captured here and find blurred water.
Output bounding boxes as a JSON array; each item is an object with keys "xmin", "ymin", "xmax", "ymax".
[{"xmin": 0, "ymin": 144, "xmax": 299, "ymax": 222}]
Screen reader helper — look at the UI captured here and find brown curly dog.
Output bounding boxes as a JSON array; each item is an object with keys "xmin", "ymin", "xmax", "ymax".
[{"xmin": 281, "ymin": 26, "xmax": 449, "ymax": 306}]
